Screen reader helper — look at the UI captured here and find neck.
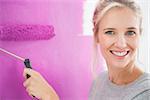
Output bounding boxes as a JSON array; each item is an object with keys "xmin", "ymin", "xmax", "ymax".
[{"xmin": 107, "ymin": 63, "xmax": 143, "ymax": 85}]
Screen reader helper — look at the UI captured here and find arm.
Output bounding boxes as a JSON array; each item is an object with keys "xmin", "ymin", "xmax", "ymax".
[{"xmin": 23, "ymin": 68, "xmax": 59, "ymax": 100}]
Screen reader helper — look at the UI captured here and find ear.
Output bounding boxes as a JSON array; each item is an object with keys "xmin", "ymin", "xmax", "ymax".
[
  {"xmin": 94, "ymin": 33, "xmax": 99, "ymax": 43},
  {"xmin": 93, "ymin": 28, "xmax": 100, "ymax": 43}
]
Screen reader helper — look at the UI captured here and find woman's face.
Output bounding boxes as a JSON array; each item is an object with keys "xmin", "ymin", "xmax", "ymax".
[{"xmin": 97, "ymin": 7, "xmax": 141, "ymax": 69}]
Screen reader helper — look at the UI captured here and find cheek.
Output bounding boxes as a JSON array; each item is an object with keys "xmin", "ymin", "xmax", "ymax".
[
  {"xmin": 98, "ymin": 45, "xmax": 106, "ymax": 59},
  {"xmin": 99, "ymin": 35, "xmax": 113, "ymax": 50},
  {"xmin": 98, "ymin": 40, "xmax": 111, "ymax": 58},
  {"xmin": 127, "ymin": 37, "xmax": 140, "ymax": 51}
]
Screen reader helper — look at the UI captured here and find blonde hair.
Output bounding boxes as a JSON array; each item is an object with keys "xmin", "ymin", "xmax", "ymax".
[{"xmin": 91, "ymin": 0, "xmax": 142, "ymax": 78}]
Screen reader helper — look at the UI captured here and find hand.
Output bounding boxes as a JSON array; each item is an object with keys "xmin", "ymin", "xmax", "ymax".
[{"xmin": 23, "ymin": 68, "xmax": 59, "ymax": 100}]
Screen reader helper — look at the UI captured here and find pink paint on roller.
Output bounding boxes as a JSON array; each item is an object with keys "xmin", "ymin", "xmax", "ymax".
[
  {"xmin": 0, "ymin": 25, "xmax": 55, "ymax": 41},
  {"xmin": 0, "ymin": 0, "xmax": 55, "ymax": 41}
]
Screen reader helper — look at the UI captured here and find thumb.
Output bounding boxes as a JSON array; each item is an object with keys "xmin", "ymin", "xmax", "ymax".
[{"xmin": 23, "ymin": 68, "xmax": 33, "ymax": 79}]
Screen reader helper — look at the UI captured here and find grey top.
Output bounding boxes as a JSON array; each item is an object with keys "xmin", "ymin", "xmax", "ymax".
[{"xmin": 89, "ymin": 71, "xmax": 150, "ymax": 100}]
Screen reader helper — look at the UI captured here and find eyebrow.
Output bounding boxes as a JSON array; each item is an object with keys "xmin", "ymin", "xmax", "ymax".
[
  {"xmin": 127, "ymin": 27, "xmax": 137, "ymax": 29},
  {"xmin": 103, "ymin": 28, "xmax": 116, "ymax": 31},
  {"xmin": 103, "ymin": 27, "xmax": 137, "ymax": 31}
]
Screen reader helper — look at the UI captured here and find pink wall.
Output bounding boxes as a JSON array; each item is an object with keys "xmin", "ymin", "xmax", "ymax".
[{"xmin": 0, "ymin": 0, "xmax": 94, "ymax": 99}]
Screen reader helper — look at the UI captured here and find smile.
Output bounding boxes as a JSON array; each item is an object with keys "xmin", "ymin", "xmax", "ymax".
[{"xmin": 110, "ymin": 50, "xmax": 130, "ymax": 57}]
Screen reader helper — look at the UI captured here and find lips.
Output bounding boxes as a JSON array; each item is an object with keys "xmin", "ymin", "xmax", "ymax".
[{"xmin": 110, "ymin": 50, "xmax": 130, "ymax": 57}]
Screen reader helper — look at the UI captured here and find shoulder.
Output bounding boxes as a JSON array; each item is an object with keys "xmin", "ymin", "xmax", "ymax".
[
  {"xmin": 89, "ymin": 71, "xmax": 108, "ymax": 99},
  {"xmin": 92, "ymin": 71, "xmax": 108, "ymax": 86},
  {"xmin": 135, "ymin": 72, "xmax": 150, "ymax": 87},
  {"xmin": 129, "ymin": 72, "xmax": 150, "ymax": 100},
  {"xmin": 132, "ymin": 89, "xmax": 150, "ymax": 100}
]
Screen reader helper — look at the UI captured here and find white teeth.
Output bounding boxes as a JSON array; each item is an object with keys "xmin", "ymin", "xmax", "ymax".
[{"xmin": 111, "ymin": 51, "xmax": 128, "ymax": 56}]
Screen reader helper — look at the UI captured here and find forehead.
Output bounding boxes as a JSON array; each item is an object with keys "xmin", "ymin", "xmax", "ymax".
[{"xmin": 99, "ymin": 7, "xmax": 140, "ymax": 29}]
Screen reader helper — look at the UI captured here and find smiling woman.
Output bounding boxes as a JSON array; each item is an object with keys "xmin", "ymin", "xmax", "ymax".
[
  {"xmin": 83, "ymin": 0, "xmax": 150, "ymax": 73},
  {"xmin": 97, "ymin": 6, "xmax": 141, "ymax": 70},
  {"xmin": 89, "ymin": 0, "xmax": 150, "ymax": 100}
]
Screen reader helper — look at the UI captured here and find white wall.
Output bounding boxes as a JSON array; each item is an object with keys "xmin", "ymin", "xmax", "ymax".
[
  {"xmin": 83, "ymin": 0, "xmax": 150, "ymax": 73},
  {"xmin": 136, "ymin": 0, "xmax": 150, "ymax": 73}
]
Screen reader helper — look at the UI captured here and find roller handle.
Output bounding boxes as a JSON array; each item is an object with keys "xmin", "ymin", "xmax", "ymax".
[
  {"xmin": 24, "ymin": 59, "xmax": 32, "ymax": 78},
  {"xmin": 24, "ymin": 59, "xmax": 35, "ymax": 98}
]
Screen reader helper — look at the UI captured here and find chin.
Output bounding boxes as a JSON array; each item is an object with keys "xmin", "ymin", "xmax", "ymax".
[{"xmin": 107, "ymin": 59, "xmax": 130, "ymax": 69}]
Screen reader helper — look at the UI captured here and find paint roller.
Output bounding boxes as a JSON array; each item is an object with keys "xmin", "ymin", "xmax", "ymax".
[
  {"xmin": 0, "ymin": 0, "xmax": 55, "ymax": 98},
  {"xmin": 0, "ymin": 24, "xmax": 55, "ymax": 98},
  {"xmin": 0, "ymin": 24, "xmax": 55, "ymax": 75},
  {"xmin": 0, "ymin": 25, "xmax": 55, "ymax": 98},
  {"xmin": 0, "ymin": 47, "xmax": 32, "ymax": 78}
]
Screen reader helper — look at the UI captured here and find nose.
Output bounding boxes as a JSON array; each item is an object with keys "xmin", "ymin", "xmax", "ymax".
[{"xmin": 114, "ymin": 35, "xmax": 127, "ymax": 48}]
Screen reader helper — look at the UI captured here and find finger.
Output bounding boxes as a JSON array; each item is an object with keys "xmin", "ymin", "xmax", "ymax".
[
  {"xmin": 30, "ymin": 93, "xmax": 39, "ymax": 99},
  {"xmin": 23, "ymin": 68, "xmax": 39, "ymax": 79},
  {"xmin": 27, "ymin": 90, "xmax": 36, "ymax": 99},
  {"xmin": 30, "ymin": 94, "xmax": 35, "ymax": 99},
  {"xmin": 26, "ymin": 88, "xmax": 38, "ymax": 99},
  {"xmin": 23, "ymin": 77, "xmax": 32, "ymax": 87},
  {"xmin": 26, "ymin": 87, "xmax": 35, "ymax": 96},
  {"xmin": 23, "ymin": 68, "xmax": 31, "ymax": 79},
  {"xmin": 23, "ymin": 68, "xmax": 34, "ymax": 79}
]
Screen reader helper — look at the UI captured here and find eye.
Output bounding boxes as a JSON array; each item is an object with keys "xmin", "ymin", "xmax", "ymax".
[
  {"xmin": 104, "ymin": 31, "xmax": 115, "ymax": 35},
  {"xmin": 126, "ymin": 31, "xmax": 136, "ymax": 36}
]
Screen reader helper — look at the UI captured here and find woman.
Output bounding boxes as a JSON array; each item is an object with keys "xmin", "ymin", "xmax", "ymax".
[
  {"xmin": 23, "ymin": 0, "xmax": 150, "ymax": 100},
  {"xmin": 89, "ymin": 0, "xmax": 150, "ymax": 100}
]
